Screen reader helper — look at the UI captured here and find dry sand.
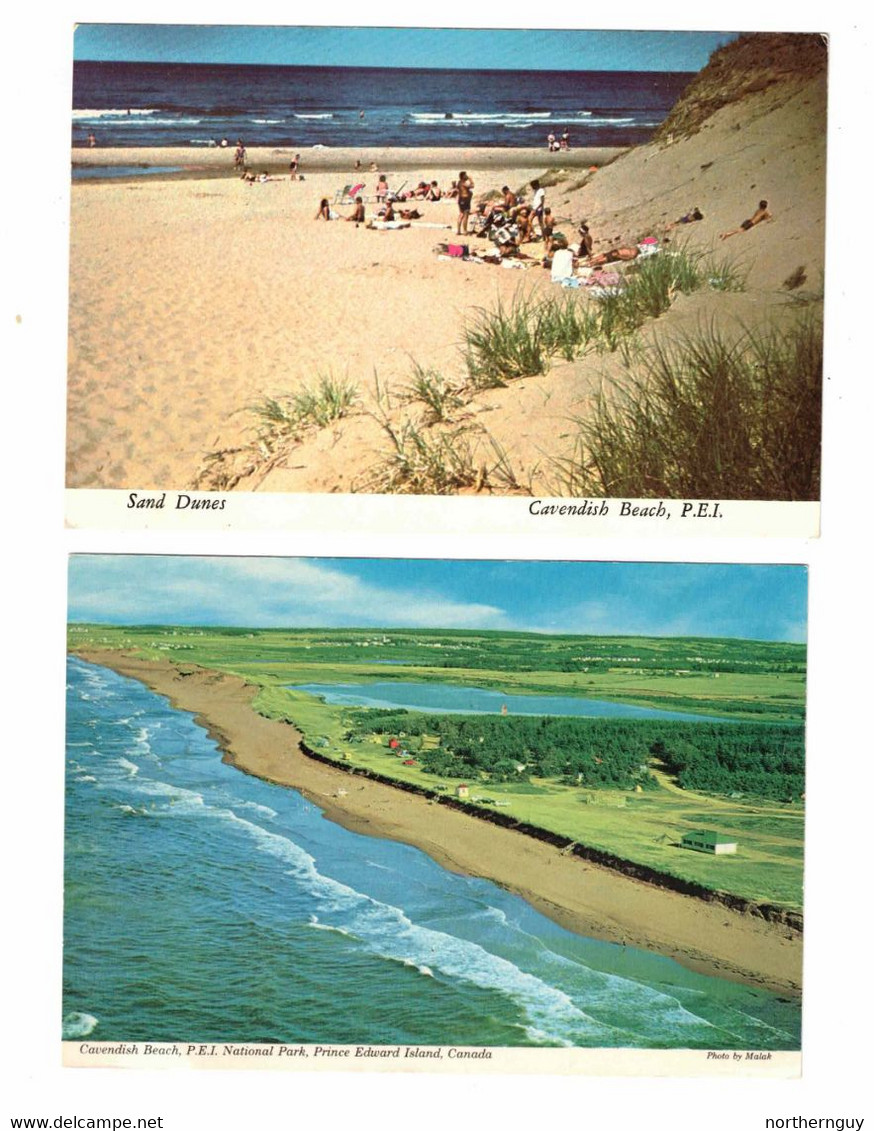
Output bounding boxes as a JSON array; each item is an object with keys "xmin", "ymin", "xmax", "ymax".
[
  {"xmin": 75, "ymin": 649, "xmax": 803, "ymax": 996},
  {"xmin": 66, "ymin": 70, "xmax": 826, "ymax": 496}
]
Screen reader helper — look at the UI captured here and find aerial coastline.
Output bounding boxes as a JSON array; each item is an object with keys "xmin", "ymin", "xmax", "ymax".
[{"xmin": 72, "ymin": 647, "xmax": 803, "ymax": 996}]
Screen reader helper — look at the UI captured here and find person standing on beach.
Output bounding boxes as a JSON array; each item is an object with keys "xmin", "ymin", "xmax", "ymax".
[
  {"xmin": 529, "ymin": 179, "xmax": 546, "ymax": 240},
  {"xmin": 456, "ymin": 171, "xmax": 474, "ymax": 235},
  {"xmin": 87, "ymin": 132, "xmax": 97, "ymax": 148}
]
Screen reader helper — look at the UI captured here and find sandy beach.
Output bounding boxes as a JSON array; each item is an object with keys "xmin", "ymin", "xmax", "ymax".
[
  {"xmin": 66, "ymin": 56, "xmax": 826, "ymax": 495},
  {"xmin": 74, "ymin": 649, "xmax": 802, "ymax": 996}
]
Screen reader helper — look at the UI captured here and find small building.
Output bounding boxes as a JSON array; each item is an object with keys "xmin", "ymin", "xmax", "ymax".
[
  {"xmin": 681, "ymin": 830, "xmax": 738, "ymax": 855},
  {"xmin": 456, "ymin": 784, "xmax": 470, "ymax": 799}
]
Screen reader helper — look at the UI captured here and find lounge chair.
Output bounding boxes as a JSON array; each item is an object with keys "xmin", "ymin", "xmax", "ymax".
[{"xmin": 333, "ymin": 182, "xmax": 366, "ymax": 205}]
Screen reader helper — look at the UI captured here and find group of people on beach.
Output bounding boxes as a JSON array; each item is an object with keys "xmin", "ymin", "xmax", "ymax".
[
  {"xmin": 307, "ymin": 156, "xmax": 775, "ymax": 274},
  {"xmin": 546, "ymin": 129, "xmax": 571, "ymax": 152}
]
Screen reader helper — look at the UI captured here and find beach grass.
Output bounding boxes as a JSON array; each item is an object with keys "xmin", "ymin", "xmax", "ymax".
[
  {"xmin": 552, "ymin": 311, "xmax": 823, "ymax": 500},
  {"xmin": 401, "ymin": 361, "xmax": 467, "ymax": 423}
]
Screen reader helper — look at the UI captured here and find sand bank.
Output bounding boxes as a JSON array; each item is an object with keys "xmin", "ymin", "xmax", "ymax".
[
  {"xmin": 74, "ymin": 650, "xmax": 802, "ymax": 995},
  {"xmin": 71, "ymin": 144, "xmax": 624, "ymax": 175}
]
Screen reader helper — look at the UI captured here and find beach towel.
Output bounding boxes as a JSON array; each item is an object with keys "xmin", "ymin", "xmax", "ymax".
[
  {"xmin": 550, "ymin": 248, "xmax": 574, "ymax": 282},
  {"xmin": 369, "ymin": 220, "xmax": 411, "ymax": 230}
]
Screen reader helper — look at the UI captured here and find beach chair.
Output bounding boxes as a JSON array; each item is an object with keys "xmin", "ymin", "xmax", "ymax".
[
  {"xmin": 385, "ymin": 180, "xmax": 408, "ymax": 203},
  {"xmin": 333, "ymin": 182, "xmax": 366, "ymax": 205}
]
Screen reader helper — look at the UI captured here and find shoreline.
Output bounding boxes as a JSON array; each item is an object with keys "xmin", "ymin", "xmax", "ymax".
[
  {"xmin": 72, "ymin": 649, "xmax": 802, "ymax": 997},
  {"xmin": 70, "ymin": 144, "xmax": 625, "ymax": 175}
]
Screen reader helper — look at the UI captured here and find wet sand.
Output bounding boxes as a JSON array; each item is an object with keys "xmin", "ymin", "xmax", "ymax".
[{"xmin": 74, "ymin": 650, "xmax": 803, "ymax": 996}]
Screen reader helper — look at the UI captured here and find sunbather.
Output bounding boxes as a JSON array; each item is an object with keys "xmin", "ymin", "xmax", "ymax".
[
  {"xmin": 720, "ymin": 200, "xmax": 772, "ymax": 240},
  {"xmin": 346, "ymin": 197, "xmax": 366, "ymax": 223},
  {"xmin": 587, "ymin": 246, "xmax": 639, "ymax": 266},
  {"xmin": 666, "ymin": 206, "xmax": 704, "ymax": 230},
  {"xmin": 314, "ymin": 198, "xmax": 332, "ymax": 221}
]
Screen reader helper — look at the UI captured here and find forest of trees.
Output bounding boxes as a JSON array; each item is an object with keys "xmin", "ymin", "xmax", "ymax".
[
  {"xmin": 653, "ymin": 724, "xmax": 805, "ymax": 800},
  {"xmin": 346, "ymin": 710, "xmax": 805, "ymax": 799}
]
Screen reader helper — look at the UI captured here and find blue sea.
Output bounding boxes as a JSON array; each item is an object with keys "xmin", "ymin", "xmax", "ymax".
[
  {"xmin": 63, "ymin": 657, "xmax": 801, "ymax": 1049},
  {"xmin": 71, "ymin": 62, "xmax": 691, "ymax": 150}
]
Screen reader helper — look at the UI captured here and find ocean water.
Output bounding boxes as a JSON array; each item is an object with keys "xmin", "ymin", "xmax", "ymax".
[
  {"xmin": 293, "ymin": 680, "xmax": 736, "ymax": 723},
  {"xmin": 71, "ymin": 62, "xmax": 691, "ymax": 150},
  {"xmin": 63, "ymin": 657, "xmax": 800, "ymax": 1049}
]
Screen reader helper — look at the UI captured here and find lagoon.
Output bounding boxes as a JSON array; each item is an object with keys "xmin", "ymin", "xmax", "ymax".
[{"xmin": 292, "ymin": 680, "xmax": 731, "ymax": 723}]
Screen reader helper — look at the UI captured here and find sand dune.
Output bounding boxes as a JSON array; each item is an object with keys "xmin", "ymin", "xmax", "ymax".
[{"xmin": 66, "ymin": 43, "xmax": 826, "ymax": 496}]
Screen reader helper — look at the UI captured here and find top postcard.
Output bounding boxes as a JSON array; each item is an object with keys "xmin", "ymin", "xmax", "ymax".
[{"xmin": 65, "ymin": 25, "xmax": 826, "ymax": 536}]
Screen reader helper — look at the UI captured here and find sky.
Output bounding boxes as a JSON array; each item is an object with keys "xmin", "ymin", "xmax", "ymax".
[
  {"xmin": 72, "ymin": 25, "xmax": 735, "ymax": 72},
  {"xmin": 67, "ymin": 557, "xmax": 807, "ymax": 643}
]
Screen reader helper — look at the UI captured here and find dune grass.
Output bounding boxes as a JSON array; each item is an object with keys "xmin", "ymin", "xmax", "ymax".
[
  {"xmin": 401, "ymin": 362, "xmax": 467, "ymax": 423},
  {"xmin": 552, "ymin": 311, "xmax": 823, "ymax": 500},
  {"xmin": 462, "ymin": 247, "xmax": 747, "ymax": 384}
]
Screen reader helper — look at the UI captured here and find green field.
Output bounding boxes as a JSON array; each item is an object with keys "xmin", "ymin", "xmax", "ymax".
[{"xmin": 69, "ymin": 623, "xmax": 805, "ymax": 910}]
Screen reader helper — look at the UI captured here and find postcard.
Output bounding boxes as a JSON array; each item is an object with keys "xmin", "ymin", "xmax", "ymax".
[
  {"xmin": 62, "ymin": 555, "xmax": 805, "ymax": 1073},
  {"xmin": 65, "ymin": 25, "xmax": 826, "ymax": 535}
]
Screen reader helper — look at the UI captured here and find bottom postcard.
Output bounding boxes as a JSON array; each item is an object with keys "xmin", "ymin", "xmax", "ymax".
[{"xmin": 63, "ymin": 556, "xmax": 805, "ymax": 1072}]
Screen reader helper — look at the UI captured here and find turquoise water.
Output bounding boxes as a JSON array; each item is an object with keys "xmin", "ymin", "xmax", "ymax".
[
  {"xmin": 63, "ymin": 658, "xmax": 800, "ymax": 1048},
  {"xmin": 293, "ymin": 680, "xmax": 734, "ymax": 723}
]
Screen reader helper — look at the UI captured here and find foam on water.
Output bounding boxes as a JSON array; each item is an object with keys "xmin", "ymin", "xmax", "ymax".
[
  {"xmin": 205, "ymin": 808, "xmax": 671, "ymax": 1045},
  {"xmin": 62, "ymin": 1012, "xmax": 99, "ymax": 1039}
]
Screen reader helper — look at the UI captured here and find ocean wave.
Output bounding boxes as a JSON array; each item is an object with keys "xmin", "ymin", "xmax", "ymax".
[
  {"xmin": 234, "ymin": 800, "xmax": 278, "ymax": 819},
  {"xmin": 72, "ymin": 108, "xmax": 158, "ymax": 119},
  {"xmin": 294, "ymin": 113, "xmax": 333, "ymax": 120},
  {"xmin": 222, "ymin": 811, "xmax": 622, "ymax": 1044},
  {"xmin": 116, "ymin": 757, "xmax": 139, "ymax": 777},
  {"xmin": 62, "ymin": 1011, "xmax": 98, "ymax": 1039},
  {"xmin": 410, "ymin": 112, "xmax": 551, "ymax": 123}
]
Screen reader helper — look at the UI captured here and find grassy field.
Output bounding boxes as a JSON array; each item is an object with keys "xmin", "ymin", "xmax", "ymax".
[
  {"xmin": 69, "ymin": 623, "xmax": 805, "ymax": 909},
  {"xmin": 69, "ymin": 623, "xmax": 806, "ymax": 721}
]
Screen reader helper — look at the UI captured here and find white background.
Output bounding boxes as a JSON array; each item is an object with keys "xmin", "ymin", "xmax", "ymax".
[{"xmin": 4, "ymin": 3, "xmax": 871, "ymax": 1129}]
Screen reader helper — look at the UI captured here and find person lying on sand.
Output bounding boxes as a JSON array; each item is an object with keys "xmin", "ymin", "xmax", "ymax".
[
  {"xmin": 345, "ymin": 197, "xmax": 366, "ymax": 223},
  {"xmin": 666, "ymin": 206, "xmax": 704, "ymax": 230},
  {"xmin": 587, "ymin": 246, "xmax": 639, "ymax": 266},
  {"xmin": 720, "ymin": 200, "xmax": 772, "ymax": 240},
  {"xmin": 314, "ymin": 198, "xmax": 332, "ymax": 221},
  {"xmin": 398, "ymin": 208, "xmax": 422, "ymax": 220}
]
